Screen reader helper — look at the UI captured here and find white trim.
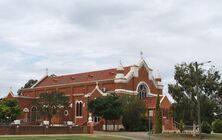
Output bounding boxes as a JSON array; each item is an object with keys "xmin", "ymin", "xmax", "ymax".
[
  {"xmin": 114, "ymin": 58, "xmax": 160, "ymax": 90},
  {"xmin": 73, "ymin": 93, "xmax": 84, "ymax": 96},
  {"xmin": 23, "ymin": 108, "xmax": 29, "ymax": 113},
  {"xmin": 31, "ymin": 106, "xmax": 37, "ymax": 111},
  {"xmin": 75, "ymin": 100, "xmax": 83, "ymax": 118},
  {"xmin": 84, "ymin": 85, "xmax": 107, "ymax": 97},
  {"xmin": 160, "ymin": 95, "xmax": 166, "ymax": 103},
  {"xmin": 136, "ymin": 81, "xmax": 150, "ymax": 93},
  {"xmin": 76, "ymin": 100, "xmax": 83, "ymax": 104},
  {"xmin": 64, "ymin": 110, "xmax": 69, "ymax": 116},
  {"xmin": 114, "ymin": 89, "xmax": 138, "ymax": 95}
]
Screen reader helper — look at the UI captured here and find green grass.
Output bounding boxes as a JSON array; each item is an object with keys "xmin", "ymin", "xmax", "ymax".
[
  {"xmin": 153, "ymin": 133, "xmax": 222, "ymax": 140},
  {"xmin": 0, "ymin": 135, "xmax": 130, "ymax": 140}
]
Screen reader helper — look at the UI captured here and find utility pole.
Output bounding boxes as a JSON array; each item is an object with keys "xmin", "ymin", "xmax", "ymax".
[
  {"xmin": 195, "ymin": 61, "xmax": 211, "ymax": 140},
  {"xmin": 195, "ymin": 62, "xmax": 201, "ymax": 140}
]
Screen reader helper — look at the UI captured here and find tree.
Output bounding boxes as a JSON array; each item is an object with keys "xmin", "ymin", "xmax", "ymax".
[
  {"xmin": 168, "ymin": 62, "xmax": 222, "ymax": 130},
  {"xmin": 17, "ymin": 79, "xmax": 38, "ymax": 95},
  {"xmin": 155, "ymin": 93, "xmax": 162, "ymax": 133},
  {"xmin": 34, "ymin": 92, "xmax": 69, "ymax": 124},
  {"xmin": 120, "ymin": 95, "xmax": 147, "ymax": 131},
  {"xmin": 0, "ymin": 99, "xmax": 21, "ymax": 124},
  {"xmin": 88, "ymin": 94, "xmax": 122, "ymax": 131}
]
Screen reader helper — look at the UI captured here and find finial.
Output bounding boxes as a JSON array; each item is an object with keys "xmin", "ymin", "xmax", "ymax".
[
  {"xmin": 140, "ymin": 51, "xmax": 143, "ymax": 59},
  {"xmin": 46, "ymin": 68, "xmax": 48, "ymax": 76},
  {"xmin": 88, "ymin": 113, "xmax": 92, "ymax": 122},
  {"xmin": 9, "ymin": 86, "xmax": 12, "ymax": 91},
  {"xmin": 117, "ymin": 60, "xmax": 124, "ymax": 71},
  {"xmin": 156, "ymin": 69, "xmax": 161, "ymax": 78}
]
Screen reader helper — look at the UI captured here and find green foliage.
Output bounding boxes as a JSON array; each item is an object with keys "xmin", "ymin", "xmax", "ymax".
[
  {"xmin": 88, "ymin": 94, "xmax": 122, "ymax": 130},
  {"xmin": 201, "ymin": 121, "xmax": 212, "ymax": 134},
  {"xmin": 34, "ymin": 92, "xmax": 69, "ymax": 124},
  {"xmin": 88, "ymin": 94, "xmax": 122, "ymax": 120},
  {"xmin": 120, "ymin": 95, "xmax": 147, "ymax": 131},
  {"xmin": 168, "ymin": 62, "xmax": 222, "ymax": 125},
  {"xmin": 0, "ymin": 99, "xmax": 21, "ymax": 123},
  {"xmin": 155, "ymin": 93, "xmax": 162, "ymax": 133},
  {"xmin": 17, "ymin": 79, "xmax": 38, "ymax": 95},
  {"xmin": 212, "ymin": 119, "xmax": 222, "ymax": 133},
  {"xmin": 179, "ymin": 120, "xmax": 184, "ymax": 133}
]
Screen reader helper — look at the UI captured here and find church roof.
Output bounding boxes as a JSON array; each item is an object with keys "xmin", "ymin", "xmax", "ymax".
[
  {"xmin": 144, "ymin": 95, "xmax": 165, "ymax": 109},
  {"xmin": 34, "ymin": 66, "xmax": 131, "ymax": 88}
]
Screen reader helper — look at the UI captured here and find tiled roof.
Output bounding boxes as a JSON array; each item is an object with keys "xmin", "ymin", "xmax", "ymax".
[{"xmin": 35, "ymin": 66, "xmax": 131, "ymax": 87}]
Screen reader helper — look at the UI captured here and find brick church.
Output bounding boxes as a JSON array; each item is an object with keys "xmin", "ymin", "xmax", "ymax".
[{"xmin": 6, "ymin": 56, "xmax": 174, "ymax": 130}]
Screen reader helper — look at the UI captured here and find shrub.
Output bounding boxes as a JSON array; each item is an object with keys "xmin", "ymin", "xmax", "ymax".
[
  {"xmin": 201, "ymin": 121, "xmax": 212, "ymax": 134},
  {"xmin": 212, "ymin": 119, "xmax": 222, "ymax": 133},
  {"xmin": 179, "ymin": 120, "xmax": 184, "ymax": 133}
]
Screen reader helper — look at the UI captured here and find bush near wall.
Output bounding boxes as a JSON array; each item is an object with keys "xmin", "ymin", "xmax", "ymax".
[
  {"xmin": 201, "ymin": 121, "xmax": 212, "ymax": 134},
  {"xmin": 212, "ymin": 119, "xmax": 222, "ymax": 133}
]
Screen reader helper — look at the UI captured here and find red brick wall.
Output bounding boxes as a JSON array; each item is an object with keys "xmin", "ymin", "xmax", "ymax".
[{"xmin": 0, "ymin": 125, "xmax": 87, "ymax": 135}]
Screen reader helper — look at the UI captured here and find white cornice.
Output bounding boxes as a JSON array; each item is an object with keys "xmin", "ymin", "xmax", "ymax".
[{"xmin": 114, "ymin": 89, "xmax": 138, "ymax": 95}]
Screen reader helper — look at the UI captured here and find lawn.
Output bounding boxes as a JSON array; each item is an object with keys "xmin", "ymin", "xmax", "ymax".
[
  {"xmin": 153, "ymin": 133, "xmax": 222, "ymax": 140},
  {"xmin": 0, "ymin": 135, "xmax": 130, "ymax": 140}
]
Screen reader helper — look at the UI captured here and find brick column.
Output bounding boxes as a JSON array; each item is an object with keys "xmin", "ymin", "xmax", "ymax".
[{"xmin": 87, "ymin": 113, "xmax": 94, "ymax": 134}]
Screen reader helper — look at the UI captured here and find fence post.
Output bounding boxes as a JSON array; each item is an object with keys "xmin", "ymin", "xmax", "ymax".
[{"xmin": 87, "ymin": 113, "xmax": 94, "ymax": 134}]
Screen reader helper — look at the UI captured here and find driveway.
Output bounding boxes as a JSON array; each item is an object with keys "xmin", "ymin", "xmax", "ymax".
[{"xmin": 95, "ymin": 131, "xmax": 159, "ymax": 140}]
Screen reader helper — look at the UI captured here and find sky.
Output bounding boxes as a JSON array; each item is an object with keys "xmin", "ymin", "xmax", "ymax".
[{"xmin": 0, "ymin": 0, "xmax": 222, "ymax": 98}]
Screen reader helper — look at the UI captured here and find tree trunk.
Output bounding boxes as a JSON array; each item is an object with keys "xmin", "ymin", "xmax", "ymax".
[
  {"xmin": 105, "ymin": 119, "xmax": 107, "ymax": 131},
  {"xmin": 113, "ymin": 120, "xmax": 116, "ymax": 131},
  {"xmin": 49, "ymin": 116, "xmax": 52, "ymax": 126},
  {"xmin": 193, "ymin": 122, "xmax": 196, "ymax": 137}
]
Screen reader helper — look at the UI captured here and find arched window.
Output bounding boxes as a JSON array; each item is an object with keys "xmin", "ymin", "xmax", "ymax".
[
  {"xmin": 76, "ymin": 101, "xmax": 83, "ymax": 117},
  {"xmin": 137, "ymin": 83, "xmax": 148, "ymax": 99},
  {"xmin": 30, "ymin": 106, "xmax": 37, "ymax": 122}
]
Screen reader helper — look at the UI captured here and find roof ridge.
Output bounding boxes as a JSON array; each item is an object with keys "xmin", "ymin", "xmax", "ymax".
[{"xmin": 51, "ymin": 65, "xmax": 132, "ymax": 78}]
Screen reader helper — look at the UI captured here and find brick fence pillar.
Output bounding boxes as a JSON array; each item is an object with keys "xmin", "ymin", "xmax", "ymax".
[
  {"xmin": 15, "ymin": 125, "xmax": 20, "ymax": 135},
  {"xmin": 87, "ymin": 113, "xmax": 94, "ymax": 134}
]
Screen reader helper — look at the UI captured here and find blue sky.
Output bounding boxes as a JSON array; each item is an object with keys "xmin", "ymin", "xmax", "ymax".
[{"xmin": 0, "ymin": 0, "xmax": 222, "ymax": 98}]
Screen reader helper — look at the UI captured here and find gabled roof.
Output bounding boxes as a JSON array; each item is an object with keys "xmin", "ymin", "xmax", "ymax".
[
  {"xmin": 144, "ymin": 95, "xmax": 170, "ymax": 109},
  {"xmin": 5, "ymin": 91, "xmax": 35, "ymax": 99},
  {"xmin": 33, "ymin": 66, "xmax": 131, "ymax": 88},
  {"xmin": 84, "ymin": 85, "xmax": 107, "ymax": 97}
]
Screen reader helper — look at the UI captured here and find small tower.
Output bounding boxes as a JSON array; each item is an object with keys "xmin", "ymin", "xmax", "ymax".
[
  {"xmin": 155, "ymin": 70, "xmax": 164, "ymax": 91},
  {"xmin": 155, "ymin": 70, "xmax": 162, "ymax": 82},
  {"xmin": 115, "ymin": 60, "xmax": 125, "ymax": 79}
]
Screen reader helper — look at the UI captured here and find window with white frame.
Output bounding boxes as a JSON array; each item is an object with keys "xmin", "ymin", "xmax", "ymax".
[
  {"xmin": 76, "ymin": 101, "xmax": 83, "ymax": 117},
  {"xmin": 137, "ymin": 84, "xmax": 148, "ymax": 99}
]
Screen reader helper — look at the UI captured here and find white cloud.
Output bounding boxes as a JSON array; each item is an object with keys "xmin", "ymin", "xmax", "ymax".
[{"xmin": 0, "ymin": 0, "xmax": 222, "ymax": 97}]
